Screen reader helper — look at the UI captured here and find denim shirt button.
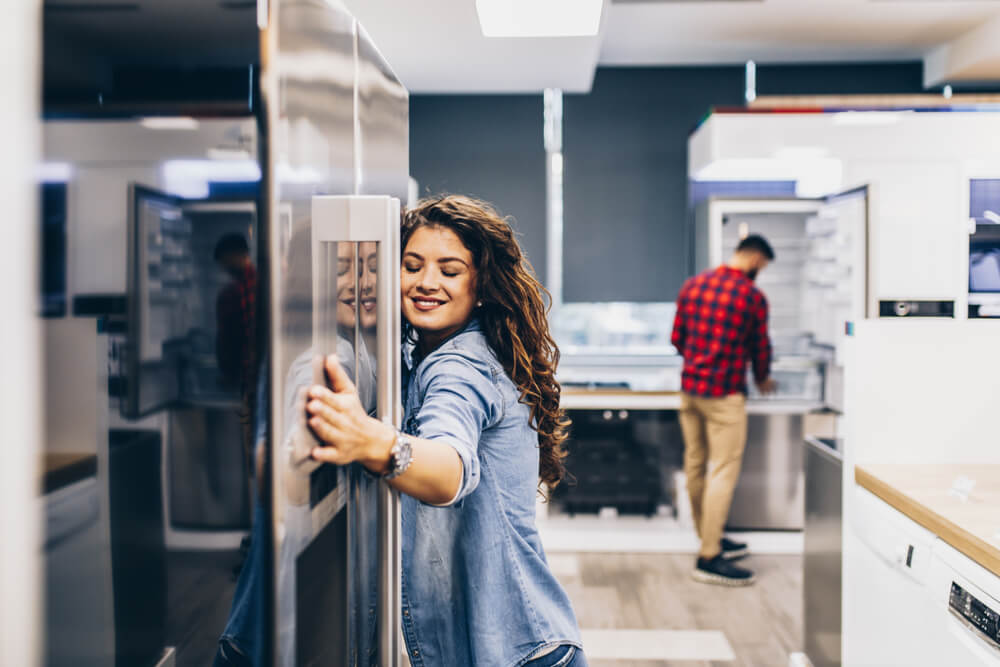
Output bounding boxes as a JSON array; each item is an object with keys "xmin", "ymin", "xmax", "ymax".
[
  {"xmin": 412, "ymin": 649, "xmax": 419, "ymax": 657},
  {"xmin": 403, "ymin": 609, "xmax": 410, "ymax": 617}
]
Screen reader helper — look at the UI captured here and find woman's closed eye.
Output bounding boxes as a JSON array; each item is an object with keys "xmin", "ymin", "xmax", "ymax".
[{"xmin": 439, "ymin": 262, "xmax": 465, "ymax": 277}]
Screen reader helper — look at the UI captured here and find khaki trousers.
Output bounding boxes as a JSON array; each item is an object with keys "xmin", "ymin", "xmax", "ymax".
[{"xmin": 678, "ymin": 392, "xmax": 748, "ymax": 559}]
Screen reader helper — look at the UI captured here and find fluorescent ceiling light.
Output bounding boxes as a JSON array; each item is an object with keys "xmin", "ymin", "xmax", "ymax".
[
  {"xmin": 36, "ymin": 162, "xmax": 73, "ymax": 183},
  {"xmin": 476, "ymin": 0, "xmax": 603, "ymax": 37},
  {"xmin": 162, "ymin": 159, "xmax": 260, "ymax": 199},
  {"xmin": 140, "ymin": 116, "xmax": 200, "ymax": 130}
]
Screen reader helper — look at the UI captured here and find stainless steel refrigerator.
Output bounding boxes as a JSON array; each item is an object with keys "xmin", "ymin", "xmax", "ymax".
[
  {"xmin": 260, "ymin": 2, "xmax": 408, "ymax": 665},
  {"xmin": 69, "ymin": 1, "xmax": 407, "ymax": 665}
]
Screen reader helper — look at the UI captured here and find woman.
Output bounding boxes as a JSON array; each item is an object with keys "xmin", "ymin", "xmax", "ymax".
[{"xmin": 307, "ymin": 195, "xmax": 587, "ymax": 666}]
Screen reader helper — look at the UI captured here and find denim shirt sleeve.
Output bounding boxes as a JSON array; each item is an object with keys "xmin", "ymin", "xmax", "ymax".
[{"xmin": 413, "ymin": 350, "xmax": 503, "ymax": 505}]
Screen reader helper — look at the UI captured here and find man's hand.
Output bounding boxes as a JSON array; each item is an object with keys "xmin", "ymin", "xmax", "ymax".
[{"xmin": 757, "ymin": 377, "xmax": 778, "ymax": 395}]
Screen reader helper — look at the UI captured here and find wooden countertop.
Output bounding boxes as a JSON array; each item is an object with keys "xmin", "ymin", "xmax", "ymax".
[
  {"xmin": 560, "ymin": 388, "xmax": 824, "ymax": 414},
  {"xmin": 42, "ymin": 452, "xmax": 97, "ymax": 495},
  {"xmin": 855, "ymin": 464, "xmax": 1000, "ymax": 578}
]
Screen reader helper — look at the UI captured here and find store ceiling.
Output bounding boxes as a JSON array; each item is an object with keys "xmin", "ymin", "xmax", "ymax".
[
  {"xmin": 41, "ymin": 0, "xmax": 1000, "ymax": 100},
  {"xmin": 346, "ymin": 0, "xmax": 1000, "ymax": 92}
]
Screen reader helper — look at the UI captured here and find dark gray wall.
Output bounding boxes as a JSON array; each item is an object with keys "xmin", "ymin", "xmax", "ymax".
[
  {"xmin": 410, "ymin": 63, "xmax": 930, "ymax": 303},
  {"xmin": 409, "ymin": 95, "xmax": 547, "ymax": 284},
  {"xmin": 562, "ymin": 67, "xmax": 744, "ymax": 302}
]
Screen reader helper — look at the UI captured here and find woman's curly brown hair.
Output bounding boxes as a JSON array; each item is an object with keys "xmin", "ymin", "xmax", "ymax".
[{"xmin": 402, "ymin": 195, "xmax": 570, "ymax": 491}]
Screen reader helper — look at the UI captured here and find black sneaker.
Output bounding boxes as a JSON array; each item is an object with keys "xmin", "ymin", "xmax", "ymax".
[
  {"xmin": 721, "ymin": 536, "xmax": 749, "ymax": 560},
  {"xmin": 692, "ymin": 555, "xmax": 756, "ymax": 586}
]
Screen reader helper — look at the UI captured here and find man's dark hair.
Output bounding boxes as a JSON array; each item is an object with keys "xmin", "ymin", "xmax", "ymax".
[
  {"xmin": 214, "ymin": 234, "xmax": 249, "ymax": 262},
  {"xmin": 736, "ymin": 234, "xmax": 775, "ymax": 261}
]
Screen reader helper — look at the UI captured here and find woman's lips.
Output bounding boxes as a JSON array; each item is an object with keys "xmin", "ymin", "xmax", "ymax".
[
  {"xmin": 361, "ymin": 297, "xmax": 376, "ymax": 312},
  {"xmin": 411, "ymin": 297, "xmax": 445, "ymax": 312}
]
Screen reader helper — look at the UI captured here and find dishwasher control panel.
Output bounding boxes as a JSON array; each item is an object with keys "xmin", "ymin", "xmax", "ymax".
[{"xmin": 950, "ymin": 581, "xmax": 1000, "ymax": 650}]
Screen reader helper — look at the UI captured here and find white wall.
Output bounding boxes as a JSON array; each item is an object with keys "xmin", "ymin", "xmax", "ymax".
[
  {"xmin": 1, "ymin": 1, "xmax": 42, "ymax": 664},
  {"xmin": 843, "ymin": 319, "xmax": 1000, "ymax": 467}
]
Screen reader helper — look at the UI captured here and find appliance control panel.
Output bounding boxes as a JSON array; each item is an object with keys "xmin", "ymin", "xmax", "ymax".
[
  {"xmin": 950, "ymin": 581, "xmax": 1000, "ymax": 650},
  {"xmin": 879, "ymin": 300, "xmax": 955, "ymax": 318}
]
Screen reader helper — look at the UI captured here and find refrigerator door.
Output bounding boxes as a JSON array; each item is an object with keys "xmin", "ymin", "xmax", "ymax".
[
  {"xmin": 261, "ymin": 2, "xmax": 408, "ymax": 664},
  {"xmin": 811, "ymin": 186, "xmax": 870, "ymax": 412},
  {"xmin": 124, "ymin": 184, "xmax": 190, "ymax": 418},
  {"xmin": 807, "ymin": 186, "xmax": 871, "ymax": 354}
]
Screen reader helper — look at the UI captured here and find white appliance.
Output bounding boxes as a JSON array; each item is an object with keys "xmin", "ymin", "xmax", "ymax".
[
  {"xmin": 845, "ymin": 487, "xmax": 940, "ymax": 666},
  {"xmin": 928, "ymin": 539, "xmax": 1000, "ymax": 665},
  {"xmin": 847, "ymin": 487, "xmax": 1000, "ymax": 666}
]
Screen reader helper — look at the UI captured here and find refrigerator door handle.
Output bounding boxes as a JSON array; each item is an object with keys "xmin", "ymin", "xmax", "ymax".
[{"xmin": 311, "ymin": 194, "xmax": 402, "ymax": 667}]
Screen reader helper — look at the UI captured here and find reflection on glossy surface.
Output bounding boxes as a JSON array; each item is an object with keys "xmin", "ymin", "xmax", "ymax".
[
  {"xmin": 263, "ymin": 0, "xmax": 407, "ymax": 664},
  {"xmin": 41, "ymin": 116, "xmax": 261, "ymax": 666}
]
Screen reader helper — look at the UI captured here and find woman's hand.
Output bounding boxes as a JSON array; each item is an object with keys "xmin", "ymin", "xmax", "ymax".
[{"xmin": 306, "ymin": 354, "xmax": 395, "ymax": 473}]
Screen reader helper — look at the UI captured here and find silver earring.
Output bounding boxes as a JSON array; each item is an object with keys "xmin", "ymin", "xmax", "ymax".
[{"xmin": 477, "ymin": 300, "xmax": 483, "ymax": 307}]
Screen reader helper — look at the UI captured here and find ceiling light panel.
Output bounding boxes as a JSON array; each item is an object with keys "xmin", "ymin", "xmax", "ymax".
[{"xmin": 476, "ymin": 0, "xmax": 604, "ymax": 37}]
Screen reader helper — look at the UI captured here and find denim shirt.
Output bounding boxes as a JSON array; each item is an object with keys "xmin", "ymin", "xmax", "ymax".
[{"xmin": 400, "ymin": 319, "xmax": 582, "ymax": 667}]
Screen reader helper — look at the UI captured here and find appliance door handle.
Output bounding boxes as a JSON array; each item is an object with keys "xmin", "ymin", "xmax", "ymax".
[
  {"xmin": 946, "ymin": 609, "xmax": 1000, "ymax": 665},
  {"xmin": 311, "ymin": 194, "xmax": 402, "ymax": 666}
]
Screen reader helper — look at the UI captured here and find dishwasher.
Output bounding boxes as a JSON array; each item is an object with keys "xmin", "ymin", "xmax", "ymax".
[{"xmin": 927, "ymin": 538, "xmax": 1000, "ymax": 665}]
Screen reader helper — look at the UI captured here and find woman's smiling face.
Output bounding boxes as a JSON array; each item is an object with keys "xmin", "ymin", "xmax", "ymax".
[{"xmin": 401, "ymin": 226, "xmax": 477, "ymax": 352}]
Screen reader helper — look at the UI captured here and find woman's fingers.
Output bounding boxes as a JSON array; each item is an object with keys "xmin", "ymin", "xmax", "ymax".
[
  {"xmin": 310, "ymin": 443, "xmax": 345, "ymax": 465},
  {"xmin": 308, "ymin": 413, "xmax": 345, "ymax": 445},
  {"xmin": 308, "ymin": 383, "xmax": 359, "ymax": 413},
  {"xmin": 324, "ymin": 354, "xmax": 357, "ymax": 394},
  {"xmin": 306, "ymin": 397, "xmax": 343, "ymax": 425}
]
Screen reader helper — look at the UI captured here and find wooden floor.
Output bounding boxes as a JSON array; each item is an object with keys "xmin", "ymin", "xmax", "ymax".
[
  {"xmin": 557, "ymin": 553, "xmax": 803, "ymax": 667},
  {"xmin": 165, "ymin": 549, "xmax": 241, "ymax": 667},
  {"xmin": 164, "ymin": 549, "xmax": 800, "ymax": 666}
]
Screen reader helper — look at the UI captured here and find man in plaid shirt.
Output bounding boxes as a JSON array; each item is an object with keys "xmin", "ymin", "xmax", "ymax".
[
  {"xmin": 671, "ymin": 235, "xmax": 776, "ymax": 586},
  {"xmin": 215, "ymin": 234, "xmax": 259, "ymax": 518}
]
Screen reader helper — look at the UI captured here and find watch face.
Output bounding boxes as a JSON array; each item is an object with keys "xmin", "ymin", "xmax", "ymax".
[{"xmin": 385, "ymin": 433, "xmax": 412, "ymax": 480}]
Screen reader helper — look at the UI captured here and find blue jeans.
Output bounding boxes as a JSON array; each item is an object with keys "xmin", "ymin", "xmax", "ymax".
[
  {"xmin": 526, "ymin": 645, "xmax": 589, "ymax": 667},
  {"xmin": 215, "ymin": 498, "xmax": 267, "ymax": 667}
]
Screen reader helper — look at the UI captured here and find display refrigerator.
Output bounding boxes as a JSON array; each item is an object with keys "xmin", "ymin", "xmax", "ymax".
[{"xmin": 693, "ymin": 187, "xmax": 871, "ymax": 530}]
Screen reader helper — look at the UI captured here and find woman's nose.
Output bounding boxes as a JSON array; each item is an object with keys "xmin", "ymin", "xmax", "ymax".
[
  {"xmin": 361, "ymin": 268, "xmax": 376, "ymax": 292},
  {"xmin": 416, "ymin": 269, "xmax": 439, "ymax": 291}
]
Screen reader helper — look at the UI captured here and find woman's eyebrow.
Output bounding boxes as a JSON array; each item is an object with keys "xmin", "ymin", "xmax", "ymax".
[
  {"xmin": 437, "ymin": 257, "xmax": 469, "ymax": 267},
  {"xmin": 403, "ymin": 251, "xmax": 423, "ymax": 260}
]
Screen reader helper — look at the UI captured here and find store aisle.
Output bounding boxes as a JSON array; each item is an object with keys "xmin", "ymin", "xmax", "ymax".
[{"xmin": 553, "ymin": 553, "xmax": 802, "ymax": 666}]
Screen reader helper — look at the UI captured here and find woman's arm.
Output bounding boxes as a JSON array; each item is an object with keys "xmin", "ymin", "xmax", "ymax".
[{"xmin": 305, "ymin": 355, "xmax": 464, "ymax": 506}]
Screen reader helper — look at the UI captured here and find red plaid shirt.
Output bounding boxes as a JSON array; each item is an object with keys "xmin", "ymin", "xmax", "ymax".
[
  {"xmin": 671, "ymin": 265, "xmax": 771, "ymax": 398},
  {"xmin": 216, "ymin": 263, "xmax": 257, "ymax": 392}
]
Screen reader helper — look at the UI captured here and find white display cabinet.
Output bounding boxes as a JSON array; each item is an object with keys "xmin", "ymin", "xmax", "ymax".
[{"xmin": 690, "ymin": 111, "xmax": 1000, "ymax": 318}]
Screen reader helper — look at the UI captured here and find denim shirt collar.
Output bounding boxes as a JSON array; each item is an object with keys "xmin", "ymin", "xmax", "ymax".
[{"xmin": 403, "ymin": 317, "xmax": 482, "ymax": 372}]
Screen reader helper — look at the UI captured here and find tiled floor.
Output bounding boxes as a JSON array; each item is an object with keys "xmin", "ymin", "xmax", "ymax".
[{"xmin": 555, "ymin": 552, "xmax": 803, "ymax": 667}]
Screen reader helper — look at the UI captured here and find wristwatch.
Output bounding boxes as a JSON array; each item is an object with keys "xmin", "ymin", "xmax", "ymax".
[{"xmin": 384, "ymin": 430, "xmax": 413, "ymax": 480}]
